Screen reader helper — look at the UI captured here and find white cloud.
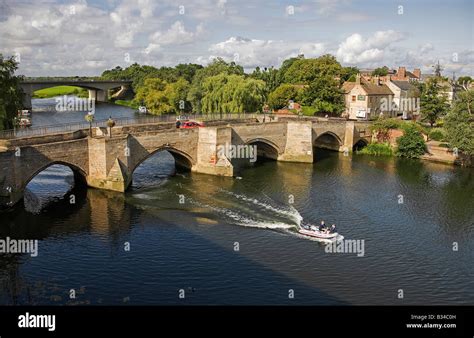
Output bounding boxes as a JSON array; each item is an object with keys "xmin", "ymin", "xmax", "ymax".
[
  {"xmin": 208, "ymin": 36, "xmax": 325, "ymax": 68},
  {"xmin": 336, "ymin": 30, "xmax": 405, "ymax": 64},
  {"xmin": 420, "ymin": 43, "xmax": 434, "ymax": 54},
  {"xmin": 150, "ymin": 21, "xmax": 204, "ymax": 46},
  {"xmin": 0, "ymin": 1, "xmax": 471, "ymax": 77}
]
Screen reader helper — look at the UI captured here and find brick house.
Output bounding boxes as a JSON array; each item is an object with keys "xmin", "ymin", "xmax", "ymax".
[
  {"xmin": 342, "ymin": 75, "xmax": 395, "ymax": 120},
  {"xmin": 384, "ymin": 80, "xmax": 420, "ymax": 118},
  {"xmin": 391, "ymin": 66, "xmax": 421, "ymax": 82}
]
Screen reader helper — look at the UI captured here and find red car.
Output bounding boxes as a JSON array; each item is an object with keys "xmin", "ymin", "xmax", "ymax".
[{"xmin": 180, "ymin": 121, "xmax": 204, "ymax": 129}]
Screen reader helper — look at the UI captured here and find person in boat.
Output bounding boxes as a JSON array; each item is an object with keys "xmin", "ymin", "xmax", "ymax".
[
  {"xmin": 176, "ymin": 119, "xmax": 181, "ymax": 129},
  {"xmin": 330, "ymin": 224, "xmax": 337, "ymax": 234},
  {"xmin": 318, "ymin": 221, "xmax": 327, "ymax": 232}
]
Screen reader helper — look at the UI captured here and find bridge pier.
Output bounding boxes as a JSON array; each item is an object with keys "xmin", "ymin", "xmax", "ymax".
[
  {"xmin": 278, "ymin": 121, "xmax": 313, "ymax": 163},
  {"xmin": 87, "ymin": 136, "xmax": 131, "ymax": 192},
  {"xmin": 342, "ymin": 121, "xmax": 355, "ymax": 152},
  {"xmin": 88, "ymin": 89, "xmax": 108, "ymax": 103},
  {"xmin": 192, "ymin": 127, "xmax": 234, "ymax": 176},
  {"xmin": 22, "ymin": 91, "xmax": 33, "ymax": 110}
]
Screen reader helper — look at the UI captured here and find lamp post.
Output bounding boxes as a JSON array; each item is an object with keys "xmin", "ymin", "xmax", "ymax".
[
  {"xmin": 106, "ymin": 116, "xmax": 116, "ymax": 138},
  {"xmin": 263, "ymin": 104, "xmax": 269, "ymax": 123},
  {"xmin": 84, "ymin": 111, "xmax": 94, "ymax": 137}
]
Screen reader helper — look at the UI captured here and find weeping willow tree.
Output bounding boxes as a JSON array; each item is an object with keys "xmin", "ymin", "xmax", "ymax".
[
  {"xmin": 0, "ymin": 54, "xmax": 24, "ymax": 130},
  {"xmin": 201, "ymin": 74, "xmax": 266, "ymax": 114},
  {"xmin": 134, "ymin": 77, "xmax": 190, "ymax": 115}
]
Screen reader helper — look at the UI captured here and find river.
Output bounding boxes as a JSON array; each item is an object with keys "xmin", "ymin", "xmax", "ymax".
[
  {"xmin": 30, "ymin": 97, "xmax": 138, "ymax": 126},
  {"xmin": 0, "ymin": 97, "xmax": 473, "ymax": 305}
]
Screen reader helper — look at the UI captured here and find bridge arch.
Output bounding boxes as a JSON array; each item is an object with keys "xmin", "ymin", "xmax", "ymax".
[
  {"xmin": 130, "ymin": 146, "xmax": 195, "ymax": 177},
  {"xmin": 23, "ymin": 161, "xmax": 88, "ymax": 192},
  {"xmin": 245, "ymin": 138, "xmax": 280, "ymax": 160},
  {"xmin": 313, "ymin": 132, "xmax": 343, "ymax": 151},
  {"xmin": 353, "ymin": 138, "xmax": 368, "ymax": 151}
]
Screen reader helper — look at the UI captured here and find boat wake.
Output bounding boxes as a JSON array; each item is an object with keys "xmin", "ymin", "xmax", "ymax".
[
  {"xmin": 131, "ymin": 179, "xmax": 339, "ymax": 242},
  {"xmin": 217, "ymin": 189, "xmax": 303, "ymax": 226},
  {"xmin": 188, "ymin": 189, "xmax": 343, "ymax": 243},
  {"xmin": 186, "ymin": 196, "xmax": 296, "ymax": 230}
]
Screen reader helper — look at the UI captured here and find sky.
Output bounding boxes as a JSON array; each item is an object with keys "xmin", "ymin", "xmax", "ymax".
[{"xmin": 0, "ymin": 0, "xmax": 473, "ymax": 77}]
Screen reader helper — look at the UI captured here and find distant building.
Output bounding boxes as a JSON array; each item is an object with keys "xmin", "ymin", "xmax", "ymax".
[
  {"xmin": 342, "ymin": 75, "xmax": 395, "ymax": 120},
  {"xmin": 391, "ymin": 66, "xmax": 422, "ymax": 82},
  {"xmin": 361, "ymin": 66, "xmax": 422, "ymax": 83},
  {"xmin": 384, "ymin": 80, "xmax": 420, "ymax": 118},
  {"xmin": 275, "ymin": 100, "xmax": 301, "ymax": 115}
]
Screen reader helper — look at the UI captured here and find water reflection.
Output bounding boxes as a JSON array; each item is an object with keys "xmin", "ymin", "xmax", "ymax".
[{"xmin": 0, "ymin": 150, "xmax": 473, "ymax": 305}]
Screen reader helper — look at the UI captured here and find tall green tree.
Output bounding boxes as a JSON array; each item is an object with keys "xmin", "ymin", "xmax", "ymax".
[
  {"xmin": 283, "ymin": 54, "xmax": 343, "ymax": 84},
  {"xmin": 174, "ymin": 63, "xmax": 203, "ymax": 83},
  {"xmin": 187, "ymin": 58, "xmax": 244, "ymax": 113},
  {"xmin": 267, "ymin": 84, "xmax": 300, "ymax": 110},
  {"xmin": 372, "ymin": 66, "xmax": 389, "ymax": 76},
  {"xmin": 300, "ymin": 75, "xmax": 345, "ymax": 115},
  {"xmin": 278, "ymin": 56, "xmax": 302, "ymax": 83},
  {"xmin": 250, "ymin": 66, "xmax": 280, "ymax": 95},
  {"xmin": 201, "ymin": 74, "xmax": 265, "ymax": 114},
  {"xmin": 0, "ymin": 54, "xmax": 24, "ymax": 130},
  {"xmin": 420, "ymin": 78, "xmax": 449, "ymax": 127},
  {"xmin": 444, "ymin": 90, "xmax": 474, "ymax": 155},
  {"xmin": 134, "ymin": 78, "xmax": 190, "ymax": 115},
  {"xmin": 101, "ymin": 63, "xmax": 180, "ymax": 92},
  {"xmin": 340, "ymin": 66, "xmax": 360, "ymax": 82}
]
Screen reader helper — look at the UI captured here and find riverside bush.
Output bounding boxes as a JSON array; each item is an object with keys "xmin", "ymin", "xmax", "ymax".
[
  {"xmin": 357, "ymin": 143, "xmax": 393, "ymax": 156},
  {"xmin": 396, "ymin": 125, "xmax": 426, "ymax": 158},
  {"xmin": 429, "ymin": 128, "xmax": 446, "ymax": 141}
]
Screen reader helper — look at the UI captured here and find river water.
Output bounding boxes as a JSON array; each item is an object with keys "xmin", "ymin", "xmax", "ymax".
[
  {"xmin": 30, "ymin": 97, "xmax": 137, "ymax": 126},
  {"xmin": 0, "ymin": 98, "xmax": 473, "ymax": 305}
]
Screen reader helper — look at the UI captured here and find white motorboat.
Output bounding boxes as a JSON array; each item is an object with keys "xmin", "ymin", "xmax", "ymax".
[{"xmin": 298, "ymin": 225, "xmax": 344, "ymax": 242}]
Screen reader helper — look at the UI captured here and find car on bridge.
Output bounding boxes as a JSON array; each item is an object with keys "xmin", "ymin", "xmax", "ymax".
[{"xmin": 180, "ymin": 121, "xmax": 204, "ymax": 129}]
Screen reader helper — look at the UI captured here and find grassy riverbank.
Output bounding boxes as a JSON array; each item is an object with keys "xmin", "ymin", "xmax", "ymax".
[
  {"xmin": 114, "ymin": 99, "xmax": 139, "ymax": 109},
  {"xmin": 357, "ymin": 143, "xmax": 393, "ymax": 156},
  {"xmin": 33, "ymin": 86, "xmax": 88, "ymax": 98}
]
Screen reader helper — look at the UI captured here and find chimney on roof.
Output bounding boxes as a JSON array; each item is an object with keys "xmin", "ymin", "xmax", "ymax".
[
  {"xmin": 413, "ymin": 68, "xmax": 421, "ymax": 79},
  {"xmin": 356, "ymin": 73, "xmax": 361, "ymax": 85},
  {"xmin": 398, "ymin": 67, "xmax": 406, "ymax": 79},
  {"xmin": 374, "ymin": 75, "xmax": 381, "ymax": 85}
]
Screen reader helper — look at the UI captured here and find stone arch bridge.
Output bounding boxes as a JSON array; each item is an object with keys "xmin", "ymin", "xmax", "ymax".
[
  {"xmin": 20, "ymin": 80, "xmax": 132, "ymax": 109},
  {"xmin": 0, "ymin": 117, "xmax": 371, "ymax": 208}
]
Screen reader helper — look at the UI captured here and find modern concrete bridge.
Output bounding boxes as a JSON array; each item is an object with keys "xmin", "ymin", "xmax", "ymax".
[
  {"xmin": 19, "ymin": 80, "xmax": 132, "ymax": 109},
  {"xmin": 0, "ymin": 116, "xmax": 371, "ymax": 208}
]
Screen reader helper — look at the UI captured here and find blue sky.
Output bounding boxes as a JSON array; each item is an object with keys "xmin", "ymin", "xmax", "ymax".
[{"xmin": 0, "ymin": 0, "xmax": 472, "ymax": 76}]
